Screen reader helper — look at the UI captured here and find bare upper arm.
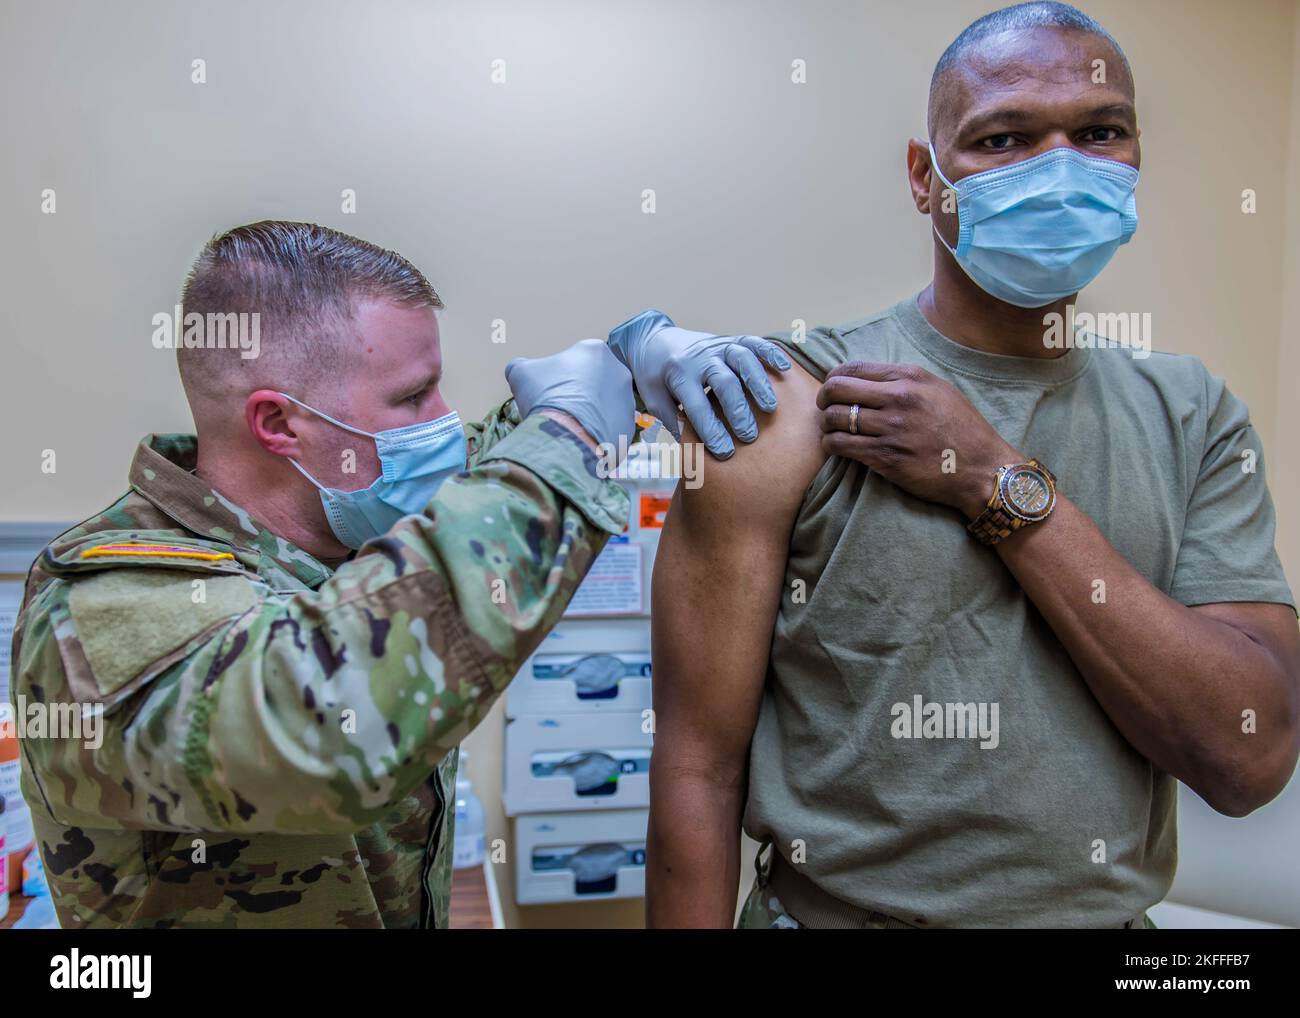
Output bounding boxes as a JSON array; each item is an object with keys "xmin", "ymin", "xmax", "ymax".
[{"xmin": 650, "ymin": 364, "xmax": 826, "ymax": 778}]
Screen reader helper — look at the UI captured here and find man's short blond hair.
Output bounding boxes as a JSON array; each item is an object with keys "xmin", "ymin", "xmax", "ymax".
[{"xmin": 177, "ymin": 220, "xmax": 442, "ymax": 419}]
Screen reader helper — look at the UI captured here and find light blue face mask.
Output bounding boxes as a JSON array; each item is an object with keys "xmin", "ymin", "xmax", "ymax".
[
  {"xmin": 280, "ymin": 392, "xmax": 467, "ymax": 550},
  {"xmin": 928, "ymin": 143, "xmax": 1139, "ymax": 308}
]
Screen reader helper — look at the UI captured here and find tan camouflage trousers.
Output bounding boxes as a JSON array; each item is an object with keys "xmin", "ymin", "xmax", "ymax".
[{"xmin": 736, "ymin": 845, "xmax": 1158, "ymax": 929}]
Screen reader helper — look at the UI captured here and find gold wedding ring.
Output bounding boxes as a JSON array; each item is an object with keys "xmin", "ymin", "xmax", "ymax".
[{"xmin": 849, "ymin": 403, "xmax": 860, "ymax": 435}]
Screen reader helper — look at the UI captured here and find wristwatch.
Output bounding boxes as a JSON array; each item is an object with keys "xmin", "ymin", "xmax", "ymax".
[{"xmin": 967, "ymin": 458, "xmax": 1057, "ymax": 546}]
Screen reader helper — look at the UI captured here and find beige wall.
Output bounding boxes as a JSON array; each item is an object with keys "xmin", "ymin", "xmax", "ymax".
[
  {"xmin": 1276, "ymin": 3, "xmax": 1300, "ymax": 592},
  {"xmin": 1, "ymin": 0, "xmax": 1296, "ymax": 929}
]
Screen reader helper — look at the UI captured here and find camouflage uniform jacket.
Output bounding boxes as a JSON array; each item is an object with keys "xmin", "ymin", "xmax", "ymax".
[{"xmin": 10, "ymin": 403, "xmax": 628, "ymax": 928}]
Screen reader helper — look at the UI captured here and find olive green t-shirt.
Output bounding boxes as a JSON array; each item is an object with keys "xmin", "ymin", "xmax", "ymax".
[{"xmin": 742, "ymin": 293, "xmax": 1295, "ymax": 928}]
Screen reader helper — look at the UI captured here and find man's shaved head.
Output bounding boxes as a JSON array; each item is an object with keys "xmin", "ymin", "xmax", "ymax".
[
  {"xmin": 906, "ymin": 0, "xmax": 1140, "ymax": 328},
  {"xmin": 178, "ymin": 221, "xmax": 443, "ymax": 431},
  {"xmin": 928, "ymin": 2, "xmax": 1132, "ymax": 144}
]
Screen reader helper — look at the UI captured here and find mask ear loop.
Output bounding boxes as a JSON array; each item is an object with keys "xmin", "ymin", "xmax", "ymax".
[
  {"xmin": 927, "ymin": 142, "xmax": 962, "ymax": 256},
  {"xmin": 284, "ymin": 455, "xmax": 330, "ymax": 493},
  {"xmin": 278, "ymin": 392, "xmax": 379, "ymax": 439},
  {"xmin": 276, "ymin": 391, "xmax": 379, "ymax": 491}
]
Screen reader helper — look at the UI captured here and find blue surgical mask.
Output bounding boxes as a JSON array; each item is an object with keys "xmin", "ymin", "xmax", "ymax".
[
  {"xmin": 928, "ymin": 143, "xmax": 1139, "ymax": 308},
  {"xmin": 280, "ymin": 392, "xmax": 467, "ymax": 550}
]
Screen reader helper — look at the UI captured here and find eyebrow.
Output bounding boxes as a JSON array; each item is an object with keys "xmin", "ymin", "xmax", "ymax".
[
  {"xmin": 393, "ymin": 368, "xmax": 441, "ymax": 401},
  {"xmin": 1079, "ymin": 103, "xmax": 1137, "ymax": 122},
  {"xmin": 957, "ymin": 102, "xmax": 1137, "ymax": 140}
]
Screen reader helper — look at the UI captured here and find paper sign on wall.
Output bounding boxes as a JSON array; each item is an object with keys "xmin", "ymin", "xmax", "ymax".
[{"xmin": 564, "ymin": 539, "xmax": 643, "ymax": 617}]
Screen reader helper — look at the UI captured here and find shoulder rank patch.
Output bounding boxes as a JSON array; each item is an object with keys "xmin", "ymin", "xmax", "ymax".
[{"xmin": 80, "ymin": 542, "xmax": 235, "ymax": 562}]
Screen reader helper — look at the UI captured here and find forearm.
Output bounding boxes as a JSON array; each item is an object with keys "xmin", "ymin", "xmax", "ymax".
[
  {"xmin": 367, "ymin": 411, "xmax": 622, "ymax": 690},
  {"xmin": 815, "ymin": 358, "xmax": 1299, "ymax": 813},
  {"xmin": 993, "ymin": 495, "xmax": 1298, "ymax": 813},
  {"xmin": 646, "ymin": 762, "xmax": 746, "ymax": 928}
]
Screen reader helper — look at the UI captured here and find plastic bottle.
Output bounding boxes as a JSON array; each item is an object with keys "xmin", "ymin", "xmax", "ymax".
[
  {"xmin": 1, "ymin": 791, "xmax": 8, "ymax": 918},
  {"xmin": 23, "ymin": 845, "xmax": 49, "ymax": 898},
  {"xmin": 453, "ymin": 751, "xmax": 486, "ymax": 869}
]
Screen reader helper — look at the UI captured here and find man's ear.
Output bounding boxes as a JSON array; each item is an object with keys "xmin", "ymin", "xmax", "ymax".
[
  {"xmin": 906, "ymin": 138, "xmax": 934, "ymax": 214},
  {"xmin": 246, "ymin": 390, "xmax": 301, "ymax": 458}
]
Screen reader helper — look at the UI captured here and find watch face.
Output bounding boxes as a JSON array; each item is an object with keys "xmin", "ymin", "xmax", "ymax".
[{"xmin": 1002, "ymin": 466, "xmax": 1053, "ymax": 518}]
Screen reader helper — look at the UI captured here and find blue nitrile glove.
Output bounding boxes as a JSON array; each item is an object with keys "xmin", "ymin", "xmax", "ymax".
[
  {"xmin": 607, "ymin": 309, "xmax": 791, "ymax": 458},
  {"xmin": 506, "ymin": 338, "xmax": 637, "ymax": 452}
]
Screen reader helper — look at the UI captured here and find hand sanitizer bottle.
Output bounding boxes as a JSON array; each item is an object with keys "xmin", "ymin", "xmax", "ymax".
[{"xmin": 453, "ymin": 751, "xmax": 486, "ymax": 869}]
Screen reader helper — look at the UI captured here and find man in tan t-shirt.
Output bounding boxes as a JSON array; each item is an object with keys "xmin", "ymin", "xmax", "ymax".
[{"xmin": 647, "ymin": 2, "xmax": 1299, "ymax": 928}]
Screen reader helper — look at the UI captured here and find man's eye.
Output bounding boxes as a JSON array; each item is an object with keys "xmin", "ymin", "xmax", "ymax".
[
  {"xmin": 979, "ymin": 134, "xmax": 1020, "ymax": 150},
  {"xmin": 405, "ymin": 389, "xmax": 427, "ymax": 406},
  {"xmin": 1081, "ymin": 127, "xmax": 1122, "ymax": 143}
]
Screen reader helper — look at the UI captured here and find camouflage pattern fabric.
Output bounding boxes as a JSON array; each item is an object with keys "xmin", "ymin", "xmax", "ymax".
[
  {"xmin": 737, "ymin": 880, "xmax": 804, "ymax": 929},
  {"xmin": 736, "ymin": 843, "xmax": 801, "ymax": 928},
  {"xmin": 10, "ymin": 399, "xmax": 628, "ymax": 928}
]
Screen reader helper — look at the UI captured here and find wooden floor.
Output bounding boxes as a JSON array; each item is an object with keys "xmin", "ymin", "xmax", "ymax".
[{"xmin": 449, "ymin": 862, "xmax": 496, "ymax": 929}]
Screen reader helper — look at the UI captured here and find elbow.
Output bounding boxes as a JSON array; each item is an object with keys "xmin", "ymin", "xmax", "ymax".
[
  {"xmin": 1203, "ymin": 787, "xmax": 1264, "ymax": 819},
  {"xmin": 1196, "ymin": 773, "xmax": 1264, "ymax": 819},
  {"xmin": 1188, "ymin": 662, "xmax": 1300, "ymax": 817},
  {"xmin": 1195, "ymin": 732, "xmax": 1300, "ymax": 818},
  {"xmin": 649, "ymin": 738, "xmax": 749, "ymax": 794}
]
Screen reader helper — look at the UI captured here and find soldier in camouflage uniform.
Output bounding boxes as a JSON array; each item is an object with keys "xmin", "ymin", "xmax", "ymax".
[
  {"xmin": 8, "ymin": 221, "xmax": 788, "ymax": 929},
  {"xmin": 14, "ymin": 404, "xmax": 621, "ymax": 929}
]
